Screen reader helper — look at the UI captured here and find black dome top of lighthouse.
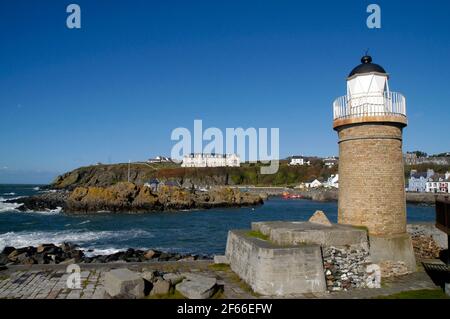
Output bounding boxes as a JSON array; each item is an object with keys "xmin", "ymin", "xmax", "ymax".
[{"xmin": 348, "ymin": 55, "xmax": 387, "ymax": 77}]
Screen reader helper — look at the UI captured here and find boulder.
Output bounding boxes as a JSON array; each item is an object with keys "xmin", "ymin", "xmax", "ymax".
[
  {"xmin": 1, "ymin": 247, "xmax": 15, "ymax": 256},
  {"xmin": 150, "ymin": 279, "xmax": 171, "ymax": 296},
  {"xmin": 176, "ymin": 273, "xmax": 217, "ymax": 299},
  {"xmin": 104, "ymin": 268, "xmax": 145, "ymax": 299},
  {"xmin": 37, "ymin": 244, "xmax": 57, "ymax": 253},
  {"xmin": 163, "ymin": 273, "xmax": 185, "ymax": 285},
  {"xmin": 0, "ymin": 254, "xmax": 9, "ymax": 265},
  {"xmin": 142, "ymin": 271, "xmax": 156, "ymax": 282},
  {"xmin": 308, "ymin": 210, "xmax": 332, "ymax": 227},
  {"xmin": 143, "ymin": 249, "xmax": 157, "ymax": 260}
]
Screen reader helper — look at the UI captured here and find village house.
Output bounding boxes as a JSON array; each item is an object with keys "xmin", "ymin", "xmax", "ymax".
[
  {"xmin": 181, "ymin": 153, "xmax": 240, "ymax": 168},
  {"xmin": 425, "ymin": 172, "xmax": 450, "ymax": 193},
  {"xmin": 408, "ymin": 169, "xmax": 435, "ymax": 192},
  {"xmin": 144, "ymin": 178, "xmax": 160, "ymax": 192},
  {"xmin": 323, "ymin": 157, "xmax": 338, "ymax": 168},
  {"xmin": 305, "ymin": 179, "xmax": 322, "ymax": 188},
  {"xmin": 147, "ymin": 156, "xmax": 173, "ymax": 164},
  {"xmin": 144, "ymin": 178, "xmax": 182, "ymax": 191},
  {"xmin": 324, "ymin": 174, "xmax": 339, "ymax": 188},
  {"xmin": 288, "ymin": 156, "xmax": 310, "ymax": 166},
  {"xmin": 408, "ymin": 169, "xmax": 450, "ymax": 193}
]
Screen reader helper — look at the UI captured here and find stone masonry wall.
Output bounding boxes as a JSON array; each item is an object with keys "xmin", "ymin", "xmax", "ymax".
[{"xmin": 337, "ymin": 123, "xmax": 406, "ymax": 236}]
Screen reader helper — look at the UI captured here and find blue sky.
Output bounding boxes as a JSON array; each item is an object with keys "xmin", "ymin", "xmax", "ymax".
[{"xmin": 1, "ymin": 0, "xmax": 450, "ymax": 183}]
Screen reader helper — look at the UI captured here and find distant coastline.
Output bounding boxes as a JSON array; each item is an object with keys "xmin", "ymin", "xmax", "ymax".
[{"xmin": 240, "ymin": 186, "xmax": 439, "ymax": 205}]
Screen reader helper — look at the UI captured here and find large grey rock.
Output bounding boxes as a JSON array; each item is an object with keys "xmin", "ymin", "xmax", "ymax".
[
  {"xmin": 163, "ymin": 272, "xmax": 185, "ymax": 285},
  {"xmin": 142, "ymin": 271, "xmax": 155, "ymax": 282},
  {"xmin": 104, "ymin": 268, "xmax": 145, "ymax": 298},
  {"xmin": 150, "ymin": 279, "xmax": 171, "ymax": 296},
  {"xmin": 308, "ymin": 210, "xmax": 332, "ymax": 227},
  {"xmin": 176, "ymin": 273, "xmax": 217, "ymax": 299}
]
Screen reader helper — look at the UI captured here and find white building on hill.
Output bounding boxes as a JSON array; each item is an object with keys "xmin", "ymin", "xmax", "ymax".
[
  {"xmin": 305, "ymin": 179, "xmax": 322, "ymax": 188},
  {"xmin": 181, "ymin": 153, "xmax": 240, "ymax": 168},
  {"xmin": 289, "ymin": 156, "xmax": 310, "ymax": 166}
]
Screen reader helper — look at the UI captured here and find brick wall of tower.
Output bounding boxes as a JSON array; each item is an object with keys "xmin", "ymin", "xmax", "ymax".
[{"xmin": 337, "ymin": 123, "xmax": 406, "ymax": 236}]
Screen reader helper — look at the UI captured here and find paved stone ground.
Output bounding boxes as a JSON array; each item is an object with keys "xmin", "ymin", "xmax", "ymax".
[{"xmin": 0, "ymin": 261, "xmax": 441, "ymax": 299}]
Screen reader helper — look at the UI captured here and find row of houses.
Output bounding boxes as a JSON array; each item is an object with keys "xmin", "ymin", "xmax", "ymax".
[
  {"xmin": 181, "ymin": 153, "xmax": 240, "ymax": 168},
  {"xmin": 408, "ymin": 169, "xmax": 450, "ymax": 193},
  {"xmin": 295, "ymin": 174, "xmax": 339, "ymax": 189},
  {"xmin": 288, "ymin": 156, "xmax": 338, "ymax": 168},
  {"xmin": 143, "ymin": 179, "xmax": 181, "ymax": 192}
]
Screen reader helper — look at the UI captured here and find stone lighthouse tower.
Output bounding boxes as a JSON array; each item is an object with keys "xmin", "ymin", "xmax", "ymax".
[{"xmin": 333, "ymin": 55, "xmax": 416, "ymax": 270}]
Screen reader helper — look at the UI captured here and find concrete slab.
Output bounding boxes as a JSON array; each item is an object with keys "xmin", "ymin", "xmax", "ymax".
[
  {"xmin": 176, "ymin": 273, "xmax": 217, "ymax": 299},
  {"xmin": 252, "ymin": 221, "xmax": 368, "ymax": 249},
  {"xmin": 369, "ymin": 233, "xmax": 417, "ymax": 272},
  {"xmin": 225, "ymin": 229, "xmax": 327, "ymax": 296}
]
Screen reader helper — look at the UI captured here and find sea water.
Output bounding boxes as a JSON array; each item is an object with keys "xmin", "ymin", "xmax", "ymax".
[{"xmin": 0, "ymin": 184, "xmax": 436, "ymax": 256}]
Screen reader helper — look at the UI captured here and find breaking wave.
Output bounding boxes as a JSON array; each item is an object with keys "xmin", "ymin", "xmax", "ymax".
[
  {"xmin": 0, "ymin": 199, "xmax": 23, "ymax": 213},
  {"xmin": 0, "ymin": 229, "xmax": 154, "ymax": 253}
]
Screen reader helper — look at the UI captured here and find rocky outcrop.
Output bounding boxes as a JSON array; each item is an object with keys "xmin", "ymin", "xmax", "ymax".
[
  {"xmin": 10, "ymin": 182, "xmax": 263, "ymax": 213},
  {"xmin": 11, "ymin": 191, "xmax": 69, "ymax": 211},
  {"xmin": 66, "ymin": 183, "xmax": 263, "ymax": 213},
  {"xmin": 0, "ymin": 244, "xmax": 211, "ymax": 266}
]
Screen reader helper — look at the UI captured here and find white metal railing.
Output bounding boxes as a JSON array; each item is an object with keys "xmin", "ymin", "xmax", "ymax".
[{"xmin": 333, "ymin": 91, "xmax": 406, "ymax": 120}]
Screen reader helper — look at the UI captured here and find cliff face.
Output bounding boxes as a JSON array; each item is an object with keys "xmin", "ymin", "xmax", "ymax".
[{"xmin": 51, "ymin": 164, "xmax": 232, "ymax": 190}]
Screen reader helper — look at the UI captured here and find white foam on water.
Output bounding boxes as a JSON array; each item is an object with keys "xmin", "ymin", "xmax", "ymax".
[
  {"xmin": 0, "ymin": 201, "xmax": 24, "ymax": 213},
  {"xmin": 0, "ymin": 229, "xmax": 154, "ymax": 252},
  {"xmin": 83, "ymin": 245, "xmax": 160, "ymax": 257},
  {"xmin": 83, "ymin": 248, "xmax": 123, "ymax": 257},
  {"xmin": 2, "ymin": 192, "xmax": 16, "ymax": 196},
  {"xmin": 6, "ymin": 196, "xmax": 25, "ymax": 201},
  {"xmin": 33, "ymin": 187, "xmax": 40, "ymax": 191},
  {"xmin": 24, "ymin": 207, "xmax": 63, "ymax": 216},
  {"xmin": 78, "ymin": 220, "xmax": 91, "ymax": 225}
]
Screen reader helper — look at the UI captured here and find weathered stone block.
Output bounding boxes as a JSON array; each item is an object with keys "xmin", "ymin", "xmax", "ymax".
[
  {"xmin": 176, "ymin": 273, "xmax": 217, "ymax": 299},
  {"xmin": 150, "ymin": 279, "xmax": 171, "ymax": 296},
  {"xmin": 309, "ymin": 210, "xmax": 332, "ymax": 227},
  {"xmin": 369, "ymin": 233, "xmax": 416, "ymax": 272},
  {"xmin": 225, "ymin": 230, "xmax": 327, "ymax": 296},
  {"xmin": 104, "ymin": 268, "xmax": 144, "ymax": 298},
  {"xmin": 163, "ymin": 273, "xmax": 185, "ymax": 285},
  {"xmin": 252, "ymin": 221, "xmax": 368, "ymax": 250}
]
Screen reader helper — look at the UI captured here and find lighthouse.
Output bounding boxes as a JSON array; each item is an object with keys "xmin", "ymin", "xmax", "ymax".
[{"xmin": 333, "ymin": 55, "xmax": 416, "ymax": 270}]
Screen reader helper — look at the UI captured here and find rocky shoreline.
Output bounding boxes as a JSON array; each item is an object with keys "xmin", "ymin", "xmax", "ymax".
[
  {"xmin": 7, "ymin": 182, "xmax": 264, "ymax": 213},
  {"xmin": 0, "ymin": 243, "xmax": 211, "ymax": 267},
  {"xmin": 244, "ymin": 187, "xmax": 441, "ymax": 205}
]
